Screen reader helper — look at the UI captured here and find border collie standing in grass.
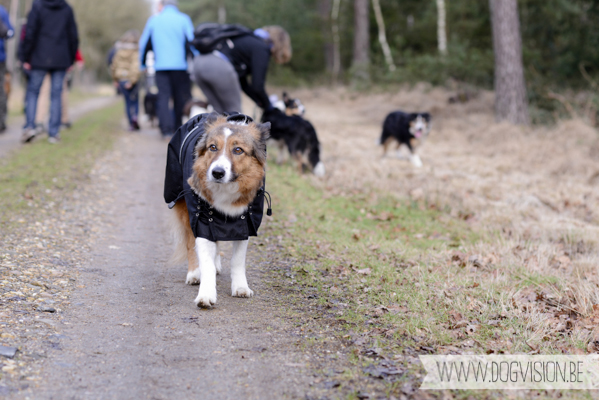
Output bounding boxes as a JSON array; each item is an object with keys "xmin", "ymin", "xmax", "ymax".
[{"xmin": 380, "ymin": 111, "xmax": 432, "ymax": 167}]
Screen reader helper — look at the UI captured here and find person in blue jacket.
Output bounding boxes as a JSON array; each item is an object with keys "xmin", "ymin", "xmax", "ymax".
[
  {"xmin": 139, "ymin": 0, "xmax": 194, "ymax": 137},
  {"xmin": 0, "ymin": 5, "xmax": 13, "ymax": 133}
]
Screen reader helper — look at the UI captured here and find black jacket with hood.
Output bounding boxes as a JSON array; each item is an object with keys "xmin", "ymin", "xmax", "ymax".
[
  {"xmin": 218, "ymin": 34, "xmax": 271, "ymax": 110},
  {"xmin": 164, "ymin": 112, "xmax": 266, "ymax": 242},
  {"xmin": 20, "ymin": 0, "xmax": 79, "ymax": 70}
]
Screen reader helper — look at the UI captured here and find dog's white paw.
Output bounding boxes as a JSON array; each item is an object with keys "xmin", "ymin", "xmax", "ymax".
[
  {"xmin": 410, "ymin": 154, "xmax": 423, "ymax": 168},
  {"xmin": 186, "ymin": 268, "xmax": 201, "ymax": 285},
  {"xmin": 195, "ymin": 286, "xmax": 217, "ymax": 308},
  {"xmin": 232, "ymin": 286, "xmax": 254, "ymax": 298}
]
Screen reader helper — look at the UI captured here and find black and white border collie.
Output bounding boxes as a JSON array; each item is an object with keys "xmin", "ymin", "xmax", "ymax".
[
  {"xmin": 261, "ymin": 107, "xmax": 325, "ymax": 177},
  {"xmin": 165, "ymin": 112, "xmax": 270, "ymax": 308},
  {"xmin": 379, "ymin": 111, "xmax": 432, "ymax": 167}
]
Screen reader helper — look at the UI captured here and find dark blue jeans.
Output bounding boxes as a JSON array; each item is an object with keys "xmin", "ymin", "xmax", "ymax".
[
  {"xmin": 25, "ymin": 69, "xmax": 66, "ymax": 138},
  {"xmin": 118, "ymin": 81, "xmax": 139, "ymax": 127},
  {"xmin": 155, "ymin": 70, "xmax": 191, "ymax": 136}
]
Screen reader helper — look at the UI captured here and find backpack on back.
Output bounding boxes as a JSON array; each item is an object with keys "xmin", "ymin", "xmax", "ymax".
[{"xmin": 192, "ymin": 23, "xmax": 253, "ymax": 53}]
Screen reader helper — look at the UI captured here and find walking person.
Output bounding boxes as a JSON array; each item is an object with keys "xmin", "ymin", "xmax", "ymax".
[
  {"xmin": 20, "ymin": 0, "xmax": 79, "ymax": 144},
  {"xmin": 111, "ymin": 30, "xmax": 141, "ymax": 131},
  {"xmin": 192, "ymin": 26, "xmax": 292, "ymax": 113},
  {"xmin": 139, "ymin": 0, "xmax": 194, "ymax": 137},
  {"xmin": 0, "ymin": 4, "xmax": 14, "ymax": 133}
]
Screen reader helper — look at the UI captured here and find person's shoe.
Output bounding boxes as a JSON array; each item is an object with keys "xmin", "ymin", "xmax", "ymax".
[
  {"xmin": 48, "ymin": 136, "xmax": 60, "ymax": 144},
  {"xmin": 21, "ymin": 128, "xmax": 37, "ymax": 143},
  {"xmin": 61, "ymin": 121, "xmax": 72, "ymax": 129},
  {"xmin": 131, "ymin": 120, "xmax": 140, "ymax": 131}
]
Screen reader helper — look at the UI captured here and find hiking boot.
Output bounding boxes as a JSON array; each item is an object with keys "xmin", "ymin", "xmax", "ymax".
[
  {"xmin": 48, "ymin": 136, "xmax": 61, "ymax": 144},
  {"xmin": 21, "ymin": 128, "xmax": 37, "ymax": 143}
]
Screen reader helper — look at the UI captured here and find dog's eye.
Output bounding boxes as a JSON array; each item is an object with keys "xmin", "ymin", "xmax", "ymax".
[
  {"xmin": 209, "ymin": 144, "xmax": 217, "ymax": 152},
  {"xmin": 233, "ymin": 147, "xmax": 244, "ymax": 155}
]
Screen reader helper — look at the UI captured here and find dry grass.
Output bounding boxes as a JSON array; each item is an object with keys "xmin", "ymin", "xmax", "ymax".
[{"xmin": 266, "ymin": 84, "xmax": 599, "ymax": 357}]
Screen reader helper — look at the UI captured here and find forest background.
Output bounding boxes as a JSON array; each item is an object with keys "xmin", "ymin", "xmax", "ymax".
[{"xmin": 2, "ymin": 0, "xmax": 598, "ymax": 124}]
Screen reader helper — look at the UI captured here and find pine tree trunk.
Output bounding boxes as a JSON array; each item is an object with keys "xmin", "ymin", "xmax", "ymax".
[
  {"xmin": 489, "ymin": 0, "xmax": 529, "ymax": 124},
  {"xmin": 318, "ymin": 0, "xmax": 335, "ymax": 74},
  {"xmin": 351, "ymin": 0, "xmax": 370, "ymax": 85},
  {"xmin": 436, "ymin": 0, "xmax": 447, "ymax": 55}
]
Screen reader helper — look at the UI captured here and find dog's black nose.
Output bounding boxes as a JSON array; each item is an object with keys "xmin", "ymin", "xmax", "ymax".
[{"xmin": 212, "ymin": 167, "xmax": 225, "ymax": 180}]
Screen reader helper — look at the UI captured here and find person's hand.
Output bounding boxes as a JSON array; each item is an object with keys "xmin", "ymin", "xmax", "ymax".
[
  {"xmin": 124, "ymin": 81, "xmax": 132, "ymax": 89},
  {"xmin": 113, "ymin": 80, "xmax": 119, "ymax": 88},
  {"xmin": 23, "ymin": 62, "xmax": 31, "ymax": 71}
]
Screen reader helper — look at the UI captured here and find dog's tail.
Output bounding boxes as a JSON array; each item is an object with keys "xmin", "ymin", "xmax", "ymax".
[
  {"xmin": 307, "ymin": 127, "xmax": 326, "ymax": 177},
  {"xmin": 168, "ymin": 200, "xmax": 191, "ymax": 266}
]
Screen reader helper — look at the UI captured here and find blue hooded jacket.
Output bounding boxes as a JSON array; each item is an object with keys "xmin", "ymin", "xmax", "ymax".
[
  {"xmin": 139, "ymin": 5, "xmax": 194, "ymax": 71},
  {"xmin": 0, "ymin": 6, "xmax": 13, "ymax": 63}
]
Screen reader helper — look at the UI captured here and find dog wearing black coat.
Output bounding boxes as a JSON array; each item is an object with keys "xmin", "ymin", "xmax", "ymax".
[
  {"xmin": 379, "ymin": 111, "xmax": 431, "ymax": 167},
  {"xmin": 261, "ymin": 107, "xmax": 325, "ymax": 177}
]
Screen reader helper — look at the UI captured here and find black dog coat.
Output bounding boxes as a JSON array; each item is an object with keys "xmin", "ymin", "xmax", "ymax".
[{"xmin": 164, "ymin": 112, "xmax": 266, "ymax": 242}]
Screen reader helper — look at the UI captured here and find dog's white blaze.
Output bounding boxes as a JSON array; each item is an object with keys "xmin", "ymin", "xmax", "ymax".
[
  {"xmin": 313, "ymin": 161, "xmax": 326, "ymax": 177},
  {"xmin": 194, "ymin": 238, "xmax": 218, "ymax": 307},
  {"xmin": 230, "ymin": 240, "xmax": 253, "ymax": 297},
  {"xmin": 207, "ymin": 129, "xmax": 233, "ymax": 183},
  {"xmin": 412, "ymin": 115, "xmax": 428, "ymax": 137}
]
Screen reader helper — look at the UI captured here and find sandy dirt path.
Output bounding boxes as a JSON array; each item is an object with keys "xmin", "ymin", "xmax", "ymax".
[{"xmin": 16, "ymin": 128, "xmax": 313, "ymax": 399}]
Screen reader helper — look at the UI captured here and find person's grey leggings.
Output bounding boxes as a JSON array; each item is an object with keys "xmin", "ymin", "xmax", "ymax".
[{"xmin": 192, "ymin": 53, "xmax": 242, "ymax": 114}]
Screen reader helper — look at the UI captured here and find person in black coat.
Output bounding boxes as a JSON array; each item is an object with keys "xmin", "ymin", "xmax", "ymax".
[
  {"xmin": 192, "ymin": 25, "xmax": 292, "ymax": 113},
  {"xmin": 19, "ymin": 0, "xmax": 78, "ymax": 144}
]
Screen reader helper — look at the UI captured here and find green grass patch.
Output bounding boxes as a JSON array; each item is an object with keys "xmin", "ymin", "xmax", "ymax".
[{"xmin": 0, "ymin": 104, "xmax": 122, "ymax": 226}]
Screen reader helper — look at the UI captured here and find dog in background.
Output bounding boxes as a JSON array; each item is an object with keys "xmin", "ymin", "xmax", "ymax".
[
  {"xmin": 165, "ymin": 112, "xmax": 270, "ymax": 308},
  {"xmin": 270, "ymin": 92, "xmax": 306, "ymax": 117},
  {"xmin": 379, "ymin": 111, "xmax": 431, "ymax": 167},
  {"xmin": 143, "ymin": 91, "xmax": 158, "ymax": 127},
  {"xmin": 261, "ymin": 107, "xmax": 325, "ymax": 177},
  {"xmin": 182, "ymin": 98, "xmax": 213, "ymax": 123}
]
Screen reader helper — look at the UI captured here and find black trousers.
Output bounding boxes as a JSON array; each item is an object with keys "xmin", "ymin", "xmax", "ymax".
[{"xmin": 155, "ymin": 70, "xmax": 191, "ymax": 136}]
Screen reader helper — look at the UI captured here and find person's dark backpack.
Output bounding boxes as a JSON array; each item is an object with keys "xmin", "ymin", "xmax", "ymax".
[{"xmin": 192, "ymin": 23, "xmax": 253, "ymax": 53}]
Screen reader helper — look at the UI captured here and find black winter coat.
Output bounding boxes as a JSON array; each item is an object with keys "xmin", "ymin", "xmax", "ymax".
[
  {"xmin": 164, "ymin": 112, "xmax": 266, "ymax": 242},
  {"xmin": 20, "ymin": 0, "xmax": 78, "ymax": 70},
  {"xmin": 218, "ymin": 35, "xmax": 271, "ymax": 109}
]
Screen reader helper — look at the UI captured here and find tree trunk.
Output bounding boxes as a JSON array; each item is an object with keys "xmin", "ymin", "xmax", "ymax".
[
  {"xmin": 6, "ymin": 0, "xmax": 19, "ymax": 72},
  {"xmin": 371, "ymin": 0, "xmax": 395, "ymax": 71},
  {"xmin": 436, "ymin": 0, "xmax": 447, "ymax": 55},
  {"xmin": 217, "ymin": 3, "xmax": 226, "ymax": 24},
  {"xmin": 331, "ymin": 0, "xmax": 342, "ymax": 84},
  {"xmin": 351, "ymin": 0, "xmax": 370, "ymax": 85},
  {"xmin": 318, "ymin": 0, "xmax": 335, "ymax": 74},
  {"xmin": 489, "ymin": 0, "xmax": 529, "ymax": 124}
]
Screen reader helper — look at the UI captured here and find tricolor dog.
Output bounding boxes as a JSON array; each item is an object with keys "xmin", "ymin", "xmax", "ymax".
[
  {"xmin": 164, "ymin": 112, "xmax": 271, "ymax": 308},
  {"xmin": 379, "ymin": 111, "xmax": 431, "ymax": 167},
  {"xmin": 261, "ymin": 107, "xmax": 325, "ymax": 177}
]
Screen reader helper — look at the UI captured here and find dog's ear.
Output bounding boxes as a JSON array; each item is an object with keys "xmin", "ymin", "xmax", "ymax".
[
  {"xmin": 282, "ymin": 92, "xmax": 289, "ymax": 102},
  {"xmin": 256, "ymin": 122, "xmax": 271, "ymax": 141},
  {"xmin": 252, "ymin": 122, "xmax": 271, "ymax": 165},
  {"xmin": 422, "ymin": 112, "xmax": 431, "ymax": 121}
]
